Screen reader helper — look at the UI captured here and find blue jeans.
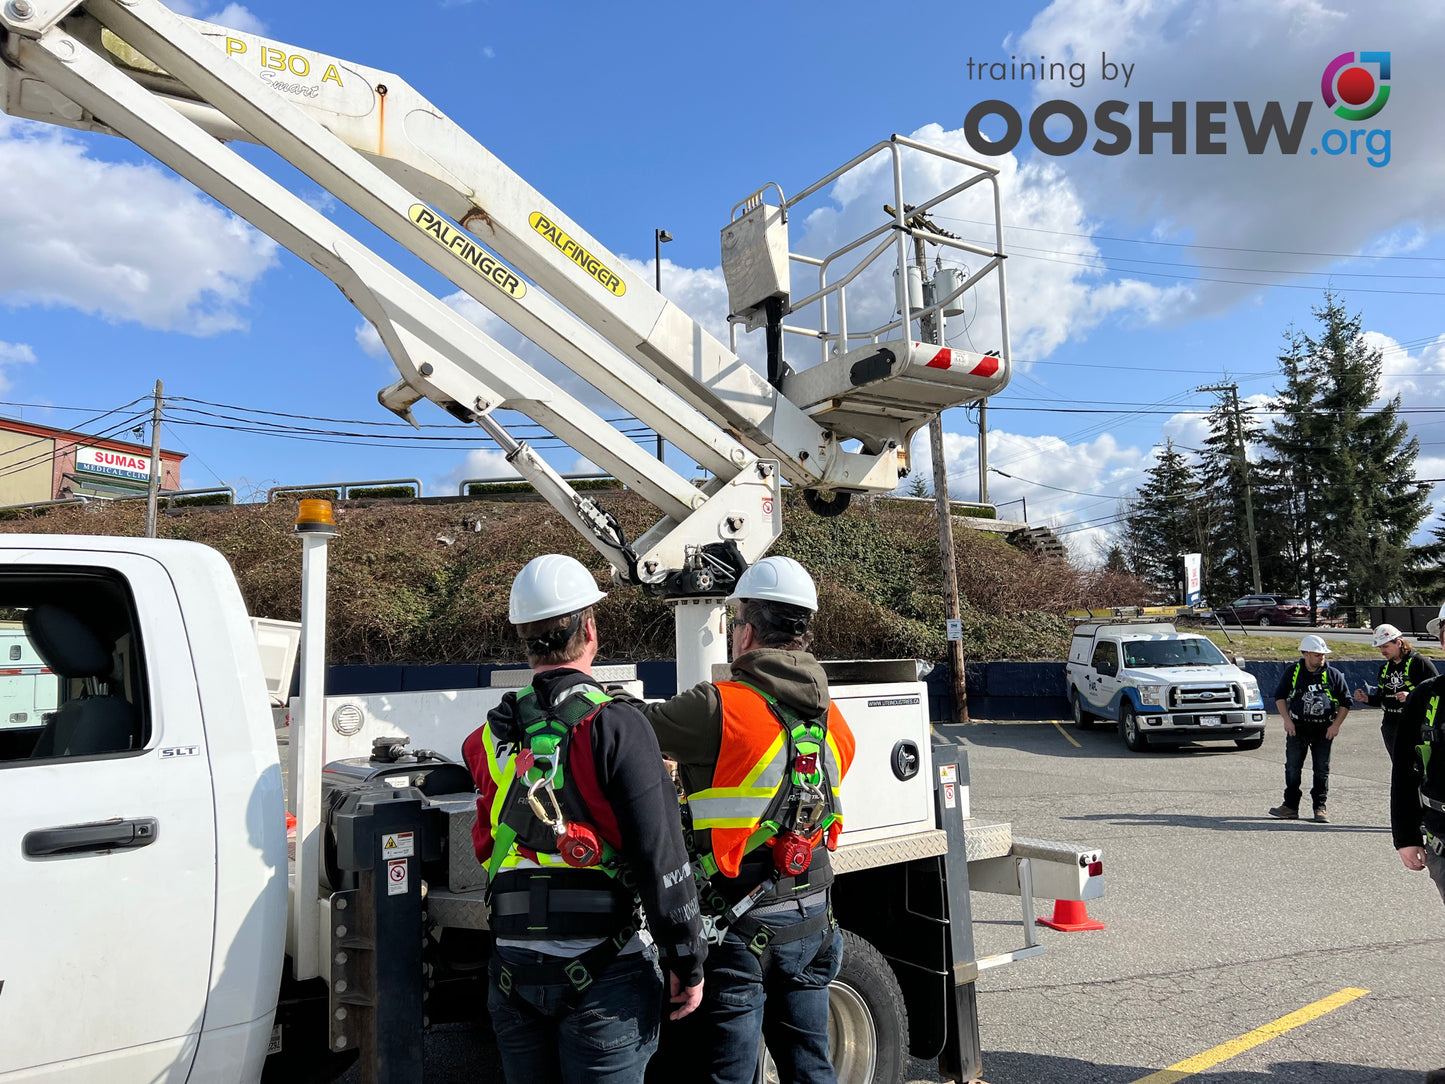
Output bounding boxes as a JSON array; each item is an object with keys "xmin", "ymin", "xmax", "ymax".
[
  {"xmin": 1284, "ymin": 723, "xmax": 1333, "ymax": 810},
  {"xmin": 487, "ymin": 947, "xmax": 663, "ymax": 1084},
  {"xmin": 649, "ymin": 904, "xmax": 843, "ymax": 1084}
]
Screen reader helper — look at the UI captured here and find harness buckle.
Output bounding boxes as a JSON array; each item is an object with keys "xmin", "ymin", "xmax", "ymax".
[{"xmin": 792, "ymin": 781, "xmax": 827, "ymax": 833}]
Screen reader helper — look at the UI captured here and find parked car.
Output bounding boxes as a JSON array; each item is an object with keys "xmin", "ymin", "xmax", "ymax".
[
  {"xmin": 1066, "ymin": 621, "xmax": 1267, "ymax": 752},
  {"xmin": 1218, "ymin": 594, "xmax": 1310, "ymax": 627}
]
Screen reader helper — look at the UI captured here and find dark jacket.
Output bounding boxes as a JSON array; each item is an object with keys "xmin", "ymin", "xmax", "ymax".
[
  {"xmin": 1391, "ymin": 673, "xmax": 1445, "ymax": 850},
  {"xmin": 1364, "ymin": 649, "xmax": 1437, "ymax": 719},
  {"xmin": 462, "ymin": 667, "xmax": 707, "ymax": 987},
  {"xmin": 1273, "ymin": 660, "xmax": 1350, "ymax": 726}
]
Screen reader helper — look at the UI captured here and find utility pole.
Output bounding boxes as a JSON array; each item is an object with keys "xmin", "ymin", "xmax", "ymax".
[
  {"xmin": 978, "ymin": 401, "xmax": 989, "ymax": 504},
  {"xmin": 653, "ymin": 229, "xmax": 673, "ymax": 462},
  {"xmin": 144, "ymin": 380, "xmax": 163, "ymax": 539},
  {"xmin": 1198, "ymin": 382, "xmax": 1262, "ymax": 594},
  {"xmin": 907, "ymin": 222, "xmax": 969, "ymax": 723}
]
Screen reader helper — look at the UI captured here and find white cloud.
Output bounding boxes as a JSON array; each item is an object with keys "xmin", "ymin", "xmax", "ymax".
[
  {"xmin": 171, "ymin": 1, "xmax": 267, "ymax": 34},
  {"xmin": 1012, "ymin": 0, "xmax": 1445, "ymax": 316},
  {"xmin": 0, "ymin": 118, "xmax": 278, "ymax": 335},
  {"xmin": 0, "ymin": 341, "xmax": 37, "ymax": 393},
  {"xmin": 355, "ymin": 320, "xmax": 387, "ymax": 359},
  {"xmin": 441, "ymin": 448, "xmax": 518, "ymax": 493}
]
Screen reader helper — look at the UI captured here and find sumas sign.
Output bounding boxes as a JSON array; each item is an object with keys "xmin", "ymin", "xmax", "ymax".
[{"xmin": 76, "ymin": 446, "xmax": 151, "ymax": 483}]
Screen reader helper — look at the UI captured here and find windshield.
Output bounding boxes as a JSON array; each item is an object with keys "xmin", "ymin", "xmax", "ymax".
[{"xmin": 1122, "ymin": 638, "xmax": 1229, "ymax": 668}]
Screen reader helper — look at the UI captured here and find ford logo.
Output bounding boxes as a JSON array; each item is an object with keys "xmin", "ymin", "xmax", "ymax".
[{"xmin": 1199, "ymin": 691, "xmax": 1216, "ymax": 701}]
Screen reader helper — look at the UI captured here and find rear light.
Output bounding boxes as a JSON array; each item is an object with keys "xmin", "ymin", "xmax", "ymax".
[{"xmin": 1087, "ymin": 860, "xmax": 1104, "ymax": 877}]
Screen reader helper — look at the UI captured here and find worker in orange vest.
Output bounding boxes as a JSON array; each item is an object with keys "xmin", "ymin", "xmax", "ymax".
[{"xmin": 641, "ymin": 556, "xmax": 855, "ymax": 1084}]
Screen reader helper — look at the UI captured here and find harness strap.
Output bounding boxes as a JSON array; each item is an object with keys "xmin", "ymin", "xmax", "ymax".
[
  {"xmin": 731, "ymin": 904, "xmax": 835, "ymax": 962},
  {"xmin": 493, "ymin": 916, "xmax": 643, "ymax": 1008}
]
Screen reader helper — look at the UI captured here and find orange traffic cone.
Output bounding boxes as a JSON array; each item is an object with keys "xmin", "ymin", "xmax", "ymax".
[{"xmin": 1036, "ymin": 899, "xmax": 1105, "ymax": 932}]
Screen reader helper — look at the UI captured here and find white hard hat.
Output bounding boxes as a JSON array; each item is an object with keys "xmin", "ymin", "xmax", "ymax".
[
  {"xmin": 1428, "ymin": 603, "xmax": 1445, "ymax": 637},
  {"xmin": 1372, "ymin": 624, "xmax": 1404, "ymax": 648},
  {"xmin": 1299, "ymin": 634, "xmax": 1332, "ymax": 655},
  {"xmin": 727, "ymin": 555, "xmax": 818, "ymax": 611},
  {"xmin": 509, "ymin": 554, "xmax": 607, "ymax": 624}
]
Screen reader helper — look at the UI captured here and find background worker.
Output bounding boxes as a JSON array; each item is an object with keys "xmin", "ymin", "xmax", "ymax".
[
  {"xmin": 640, "ymin": 555, "xmax": 855, "ymax": 1084},
  {"xmin": 1353, "ymin": 623, "xmax": 1436, "ymax": 758},
  {"xmin": 462, "ymin": 554, "xmax": 706, "ymax": 1084},
  {"xmin": 1270, "ymin": 634, "xmax": 1350, "ymax": 824},
  {"xmin": 1388, "ymin": 604, "xmax": 1445, "ymax": 1084}
]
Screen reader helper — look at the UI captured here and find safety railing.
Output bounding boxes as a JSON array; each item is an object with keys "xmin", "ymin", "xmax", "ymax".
[
  {"xmin": 727, "ymin": 135, "xmax": 1010, "ymax": 371},
  {"xmin": 268, "ymin": 479, "xmax": 422, "ymax": 501}
]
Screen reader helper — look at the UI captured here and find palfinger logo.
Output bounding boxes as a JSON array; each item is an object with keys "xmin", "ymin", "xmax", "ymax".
[{"xmin": 1321, "ymin": 51, "xmax": 1390, "ymax": 121}]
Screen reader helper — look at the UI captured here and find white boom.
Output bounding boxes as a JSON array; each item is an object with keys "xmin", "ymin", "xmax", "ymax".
[{"xmin": 0, "ymin": 0, "xmax": 1012, "ymax": 683}]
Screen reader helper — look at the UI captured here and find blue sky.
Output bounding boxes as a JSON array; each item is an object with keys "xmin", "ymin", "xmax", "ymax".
[{"xmin": 1, "ymin": 0, "xmax": 1442, "ymax": 561}]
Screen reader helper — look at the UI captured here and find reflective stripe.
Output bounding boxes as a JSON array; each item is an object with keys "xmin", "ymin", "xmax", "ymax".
[
  {"xmin": 740, "ymin": 736, "xmax": 786, "ymax": 791},
  {"xmin": 689, "ymin": 789, "xmax": 777, "ymax": 830}
]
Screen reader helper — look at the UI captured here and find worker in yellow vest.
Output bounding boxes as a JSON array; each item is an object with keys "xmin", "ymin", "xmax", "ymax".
[
  {"xmin": 641, "ymin": 556, "xmax": 855, "ymax": 1084},
  {"xmin": 462, "ymin": 554, "xmax": 706, "ymax": 1083}
]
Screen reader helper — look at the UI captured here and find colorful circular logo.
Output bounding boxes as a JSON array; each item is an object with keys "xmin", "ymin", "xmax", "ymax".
[{"xmin": 1321, "ymin": 51, "xmax": 1391, "ymax": 121}]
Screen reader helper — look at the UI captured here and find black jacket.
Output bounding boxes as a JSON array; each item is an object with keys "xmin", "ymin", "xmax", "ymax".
[
  {"xmin": 472, "ymin": 668, "xmax": 707, "ymax": 986},
  {"xmin": 1390, "ymin": 673, "xmax": 1445, "ymax": 850},
  {"xmin": 1273, "ymin": 660, "xmax": 1349, "ymax": 726}
]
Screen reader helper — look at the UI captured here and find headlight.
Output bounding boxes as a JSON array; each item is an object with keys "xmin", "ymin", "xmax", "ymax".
[
  {"xmin": 1137, "ymin": 684, "xmax": 1165, "ymax": 706},
  {"xmin": 1242, "ymin": 679, "xmax": 1261, "ymax": 704}
]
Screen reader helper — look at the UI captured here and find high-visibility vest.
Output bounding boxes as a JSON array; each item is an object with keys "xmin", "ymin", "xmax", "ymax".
[
  {"xmin": 686, "ymin": 680, "xmax": 856, "ymax": 879},
  {"xmin": 1418, "ymin": 694, "xmax": 1445, "ymax": 816}
]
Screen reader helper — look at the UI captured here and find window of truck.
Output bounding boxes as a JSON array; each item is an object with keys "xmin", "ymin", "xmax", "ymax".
[
  {"xmin": 1122, "ymin": 638, "xmax": 1229, "ymax": 668},
  {"xmin": 0, "ymin": 568, "xmax": 150, "ymax": 765}
]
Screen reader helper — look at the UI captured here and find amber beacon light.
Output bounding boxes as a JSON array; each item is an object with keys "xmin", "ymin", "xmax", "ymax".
[{"xmin": 294, "ymin": 499, "xmax": 338, "ymax": 537}]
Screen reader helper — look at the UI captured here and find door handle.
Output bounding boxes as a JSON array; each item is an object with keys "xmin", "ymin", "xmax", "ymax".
[{"xmin": 23, "ymin": 817, "xmax": 159, "ymax": 858}]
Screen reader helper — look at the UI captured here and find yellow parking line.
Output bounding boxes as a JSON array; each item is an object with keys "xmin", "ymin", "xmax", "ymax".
[
  {"xmin": 1128, "ymin": 987, "xmax": 1369, "ymax": 1084},
  {"xmin": 1050, "ymin": 720, "xmax": 1081, "ymax": 748}
]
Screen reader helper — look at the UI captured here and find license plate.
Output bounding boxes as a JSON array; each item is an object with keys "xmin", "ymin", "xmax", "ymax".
[{"xmin": 1199, "ymin": 715, "xmax": 1222, "ymax": 727}]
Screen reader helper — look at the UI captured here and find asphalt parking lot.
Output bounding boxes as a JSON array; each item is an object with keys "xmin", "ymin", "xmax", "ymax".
[
  {"xmin": 958, "ymin": 706, "xmax": 1445, "ymax": 1083},
  {"xmin": 333, "ymin": 706, "xmax": 1444, "ymax": 1083}
]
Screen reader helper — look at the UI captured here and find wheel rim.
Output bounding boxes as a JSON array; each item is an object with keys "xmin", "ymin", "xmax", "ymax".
[
  {"xmin": 760, "ymin": 981, "xmax": 877, "ymax": 1084},
  {"xmin": 1124, "ymin": 712, "xmax": 1138, "ymax": 744},
  {"xmin": 1259, "ymin": 616, "xmax": 1270, "ymax": 626},
  {"xmin": 828, "ymin": 980, "xmax": 878, "ymax": 1084},
  {"xmin": 1074, "ymin": 696, "xmax": 1083, "ymax": 724}
]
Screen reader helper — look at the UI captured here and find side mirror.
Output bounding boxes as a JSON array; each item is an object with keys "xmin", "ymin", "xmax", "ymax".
[{"xmin": 1233, "ymin": 656, "xmax": 1247, "ymax": 669}]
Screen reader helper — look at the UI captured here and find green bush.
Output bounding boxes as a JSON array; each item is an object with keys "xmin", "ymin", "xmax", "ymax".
[
  {"xmin": 170, "ymin": 493, "xmax": 233, "ymax": 507},
  {"xmin": 347, "ymin": 486, "xmax": 417, "ymax": 500}
]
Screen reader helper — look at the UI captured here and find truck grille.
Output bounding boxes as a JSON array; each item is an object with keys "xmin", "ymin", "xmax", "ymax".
[{"xmin": 1170, "ymin": 683, "xmax": 1243, "ymax": 710}]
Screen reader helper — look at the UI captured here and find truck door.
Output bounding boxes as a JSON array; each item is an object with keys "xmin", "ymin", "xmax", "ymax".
[
  {"xmin": 1088, "ymin": 640, "xmax": 1122, "ymax": 717},
  {"xmin": 0, "ymin": 554, "xmax": 217, "ymax": 1080}
]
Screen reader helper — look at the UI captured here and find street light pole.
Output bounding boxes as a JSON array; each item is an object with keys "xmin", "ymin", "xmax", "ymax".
[{"xmin": 654, "ymin": 228, "xmax": 673, "ymax": 462}]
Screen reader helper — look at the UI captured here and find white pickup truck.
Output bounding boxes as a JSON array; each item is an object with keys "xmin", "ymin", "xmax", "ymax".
[
  {"xmin": 0, "ymin": 533, "xmax": 1104, "ymax": 1084},
  {"xmin": 1066, "ymin": 621, "xmax": 1266, "ymax": 752}
]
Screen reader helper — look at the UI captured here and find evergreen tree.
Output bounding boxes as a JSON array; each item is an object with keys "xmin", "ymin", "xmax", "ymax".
[
  {"xmin": 1309, "ymin": 294, "xmax": 1428, "ymax": 606},
  {"xmin": 1260, "ymin": 327, "xmax": 1327, "ymax": 615},
  {"xmin": 1197, "ymin": 390, "xmax": 1264, "ymax": 600},
  {"xmin": 1260, "ymin": 294, "xmax": 1428, "ymax": 614},
  {"xmin": 1123, "ymin": 440, "xmax": 1207, "ymax": 602}
]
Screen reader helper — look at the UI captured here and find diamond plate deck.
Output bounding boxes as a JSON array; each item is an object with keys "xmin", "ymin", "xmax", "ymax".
[
  {"xmin": 832, "ymin": 829, "xmax": 948, "ymax": 873},
  {"xmin": 962, "ymin": 819, "xmax": 1014, "ymax": 863}
]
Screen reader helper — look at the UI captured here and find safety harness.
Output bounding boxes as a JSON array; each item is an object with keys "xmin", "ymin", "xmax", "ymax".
[
  {"xmin": 1417, "ymin": 694, "xmax": 1445, "ymax": 824},
  {"xmin": 1287, "ymin": 660, "xmax": 1339, "ymax": 718},
  {"xmin": 483, "ymin": 682, "xmax": 642, "ymax": 1004},
  {"xmin": 683, "ymin": 683, "xmax": 843, "ymax": 961},
  {"xmin": 1379, "ymin": 653, "xmax": 1424, "ymax": 712}
]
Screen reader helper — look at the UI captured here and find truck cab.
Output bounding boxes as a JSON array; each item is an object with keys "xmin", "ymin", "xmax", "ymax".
[
  {"xmin": 0, "ymin": 537, "xmax": 287, "ymax": 1082},
  {"xmin": 1065, "ymin": 622, "xmax": 1266, "ymax": 752}
]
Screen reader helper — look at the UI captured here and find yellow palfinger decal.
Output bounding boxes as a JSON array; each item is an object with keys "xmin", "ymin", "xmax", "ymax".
[
  {"xmin": 409, "ymin": 205, "xmax": 526, "ymax": 299},
  {"xmin": 529, "ymin": 212, "xmax": 626, "ymax": 296}
]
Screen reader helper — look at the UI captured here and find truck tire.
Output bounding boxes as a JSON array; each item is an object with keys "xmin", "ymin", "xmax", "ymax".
[
  {"xmin": 1236, "ymin": 734, "xmax": 1265, "ymax": 750},
  {"xmin": 763, "ymin": 930, "xmax": 908, "ymax": 1084},
  {"xmin": 1119, "ymin": 704, "xmax": 1149, "ymax": 752},
  {"xmin": 1072, "ymin": 690, "xmax": 1095, "ymax": 730}
]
